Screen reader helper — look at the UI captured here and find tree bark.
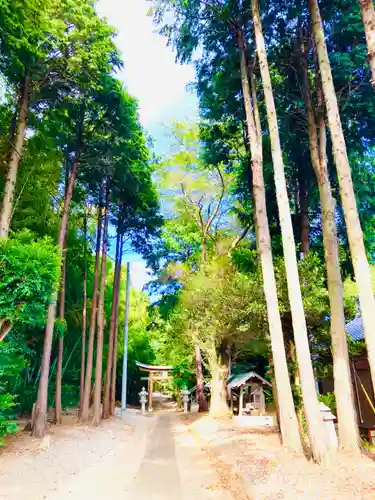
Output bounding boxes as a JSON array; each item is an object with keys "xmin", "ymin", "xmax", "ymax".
[
  {"xmin": 208, "ymin": 344, "xmax": 229, "ymax": 418},
  {"xmin": 250, "ymin": 69, "xmax": 262, "ymax": 155},
  {"xmin": 103, "ymin": 228, "xmax": 122, "ymax": 419},
  {"xmin": 79, "ymin": 204, "xmax": 103, "ymax": 423},
  {"xmin": 201, "ymin": 236, "xmax": 207, "ymax": 265},
  {"xmin": 92, "ymin": 178, "xmax": 110, "ymax": 426},
  {"xmin": 251, "ymin": 0, "xmax": 327, "ymax": 463},
  {"xmin": 359, "ymin": 0, "xmax": 375, "ymax": 88},
  {"xmin": 79, "ymin": 208, "xmax": 88, "ymax": 415},
  {"xmin": 300, "ymin": 44, "xmax": 360, "ymax": 452},
  {"xmin": 299, "ymin": 177, "xmax": 310, "ymax": 257},
  {"xmin": 0, "ymin": 322, "xmax": 12, "ymax": 341},
  {"xmin": 32, "ymin": 156, "xmax": 79, "ymax": 438},
  {"xmin": 195, "ymin": 343, "xmax": 208, "ymax": 412},
  {"xmin": 110, "ymin": 234, "xmax": 124, "ymax": 416},
  {"xmin": 310, "ymin": 0, "xmax": 375, "ymax": 418},
  {"xmin": 54, "ymin": 242, "xmax": 67, "ymax": 425},
  {"xmin": 237, "ymin": 26, "xmax": 302, "ymax": 453},
  {"xmin": 0, "ymin": 77, "xmax": 30, "ymax": 238}
]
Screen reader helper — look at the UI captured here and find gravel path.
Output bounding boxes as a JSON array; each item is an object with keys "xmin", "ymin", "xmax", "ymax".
[
  {"xmin": 0, "ymin": 412, "xmax": 233, "ymax": 500},
  {"xmin": 182, "ymin": 414, "xmax": 375, "ymax": 500},
  {"xmin": 4, "ymin": 410, "xmax": 372, "ymax": 499}
]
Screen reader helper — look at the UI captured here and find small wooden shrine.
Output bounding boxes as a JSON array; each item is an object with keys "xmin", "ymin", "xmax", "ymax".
[{"xmin": 227, "ymin": 371, "xmax": 271, "ymax": 416}]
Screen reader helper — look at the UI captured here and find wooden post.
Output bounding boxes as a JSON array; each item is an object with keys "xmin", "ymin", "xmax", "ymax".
[
  {"xmin": 148, "ymin": 376, "xmax": 153, "ymax": 411},
  {"xmin": 352, "ymin": 362, "xmax": 363, "ymax": 423},
  {"xmin": 239, "ymin": 386, "xmax": 244, "ymax": 416},
  {"xmin": 259, "ymin": 386, "xmax": 266, "ymax": 415}
]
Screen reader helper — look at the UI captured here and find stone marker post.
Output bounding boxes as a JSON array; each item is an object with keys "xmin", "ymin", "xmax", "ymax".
[{"xmin": 319, "ymin": 402, "xmax": 338, "ymax": 450}]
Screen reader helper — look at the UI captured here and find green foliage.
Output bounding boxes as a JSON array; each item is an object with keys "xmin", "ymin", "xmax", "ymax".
[
  {"xmin": 0, "ymin": 342, "xmax": 25, "ymax": 442},
  {"xmin": 54, "ymin": 318, "xmax": 67, "ymax": 339},
  {"xmin": 343, "ymin": 266, "xmax": 375, "ymax": 303},
  {"xmin": 0, "ymin": 0, "xmax": 161, "ymax": 431},
  {"xmin": 116, "ymin": 287, "xmax": 156, "ymax": 404},
  {"xmin": 0, "ymin": 230, "xmax": 59, "ymax": 329},
  {"xmin": 0, "ymin": 0, "xmax": 374, "ymax": 432},
  {"xmin": 165, "ymin": 257, "xmax": 268, "ymax": 368},
  {"xmin": 318, "ymin": 392, "xmax": 337, "ymax": 415}
]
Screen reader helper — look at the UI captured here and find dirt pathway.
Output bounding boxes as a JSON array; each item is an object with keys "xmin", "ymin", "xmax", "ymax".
[
  {"xmin": 130, "ymin": 415, "xmax": 181, "ymax": 498},
  {"xmin": 0, "ymin": 412, "xmax": 235, "ymax": 500}
]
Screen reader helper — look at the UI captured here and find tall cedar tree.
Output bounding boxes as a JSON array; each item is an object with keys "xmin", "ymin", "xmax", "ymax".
[
  {"xmin": 80, "ymin": 205, "xmax": 102, "ymax": 422},
  {"xmin": 32, "ymin": 154, "xmax": 79, "ymax": 437},
  {"xmin": 251, "ymin": 0, "xmax": 327, "ymax": 463},
  {"xmin": 237, "ymin": 26, "xmax": 301, "ymax": 451},
  {"xmin": 103, "ymin": 225, "xmax": 122, "ymax": 418},
  {"xmin": 93, "ymin": 178, "xmax": 110, "ymax": 426},
  {"xmin": 299, "ymin": 36, "xmax": 360, "ymax": 452},
  {"xmin": 309, "ymin": 0, "xmax": 375, "ymax": 410}
]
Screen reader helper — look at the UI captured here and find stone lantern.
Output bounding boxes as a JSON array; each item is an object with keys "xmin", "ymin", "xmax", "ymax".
[
  {"xmin": 182, "ymin": 386, "xmax": 190, "ymax": 413},
  {"xmin": 319, "ymin": 402, "xmax": 338, "ymax": 450},
  {"xmin": 139, "ymin": 387, "xmax": 148, "ymax": 415}
]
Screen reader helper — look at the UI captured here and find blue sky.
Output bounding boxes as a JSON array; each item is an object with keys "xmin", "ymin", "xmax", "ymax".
[{"xmin": 96, "ymin": 0, "xmax": 197, "ymax": 289}]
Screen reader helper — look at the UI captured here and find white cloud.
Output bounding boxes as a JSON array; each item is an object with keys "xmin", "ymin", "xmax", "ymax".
[
  {"xmin": 96, "ymin": 0, "xmax": 196, "ymax": 126},
  {"xmin": 128, "ymin": 260, "xmax": 152, "ymax": 290}
]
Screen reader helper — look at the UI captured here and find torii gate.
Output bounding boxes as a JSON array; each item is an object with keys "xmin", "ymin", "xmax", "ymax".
[{"xmin": 136, "ymin": 361, "xmax": 173, "ymax": 411}]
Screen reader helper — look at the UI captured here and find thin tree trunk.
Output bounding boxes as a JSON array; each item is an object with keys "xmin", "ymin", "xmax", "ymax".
[
  {"xmin": 359, "ymin": 0, "xmax": 375, "ymax": 88},
  {"xmin": 54, "ymin": 242, "xmax": 67, "ymax": 425},
  {"xmin": 237, "ymin": 27, "xmax": 302, "ymax": 452},
  {"xmin": 310, "ymin": 0, "xmax": 375, "ymax": 415},
  {"xmin": 251, "ymin": 0, "xmax": 327, "ymax": 463},
  {"xmin": 79, "ymin": 208, "xmax": 88, "ymax": 415},
  {"xmin": 300, "ymin": 45, "xmax": 360, "ymax": 452},
  {"xmin": 197, "ymin": 227, "xmax": 209, "ymax": 412},
  {"xmin": 110, "ymin": 234, "xmax": 124, "ymax": 416},
  {"xmin": 103, "ymin": 228, "xmax": 122, "ymax": 419},
  {"xmin": 0, "ymin": 77, "xmax": 30, "ymax": 238},
  {"xmin": 0, "ymin": 323, "xmax": 12, "ymax": 341},
  {"xmin": 289, "ymin": 339, "xmax": 304, "ymax": 433},
  {"xmin": 201, "ymin": 235, "xmax": 207, "ymax": 265},
  {"xmin": 32, "ymin": 156, "xmax": 79, "ymax": 438},
  {"xmin": 250, "ymin": 70, "xmax": 262, "ymax": 154},
  {"xmin": 92, "ymin": 178, "xmax": 110, "ymax": 426},
  {"xmin": 80, "ymin": 204, "xmax": 102, "ymax": 423},
  {"xmin": 299, "ymin": 177, "xmax": 310, "ymax": 257},
  {"xmin": 195, "ymin": 343, "xmax": 208, "ymax": 412}
]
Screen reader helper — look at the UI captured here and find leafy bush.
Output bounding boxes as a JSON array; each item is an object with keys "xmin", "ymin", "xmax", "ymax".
[
  {"xmin": 0, "ymin": 230, "xmax": 60, "ymax": 334},
  {"xmin": 0, "ymin": 342, "xmax": 25, "ymax": 443},
  {"xmin": 0, "ymin": 231, "xmax": 59, "ymax": 441},
  {"xmin": 0, "ymin": 393, "xmax": 17, "ymax": 443},
  {"xmin": 318, "ymin": 392, "xmax": 337, "ymax": 415}
]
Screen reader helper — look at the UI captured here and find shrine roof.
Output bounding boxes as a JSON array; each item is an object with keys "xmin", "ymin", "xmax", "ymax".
[
  {"xmin": 136, "ymin": 361, "xmax": 173, "ymax": 372},
  {"xmin": 227, "ymin": 371, "xmax": 271, "ymax": 389}
]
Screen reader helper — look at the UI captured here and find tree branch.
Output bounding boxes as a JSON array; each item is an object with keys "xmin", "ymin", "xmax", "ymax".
[
  {"xmin": 204, "ymin": 164, "xmax": 225, "ymax": 235},
  {"xmin": 228, "ymin": 226, "xmax": 251, "ymax": 256}
]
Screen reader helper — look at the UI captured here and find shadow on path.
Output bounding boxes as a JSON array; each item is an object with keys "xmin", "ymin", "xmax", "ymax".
[{"xmin": 131, "ymin": 415, "xmax": 181, "ymax": 499}]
